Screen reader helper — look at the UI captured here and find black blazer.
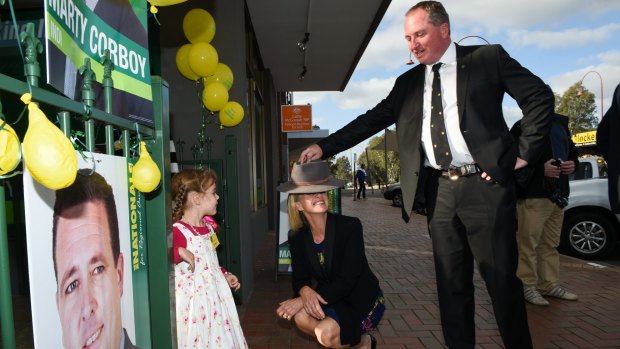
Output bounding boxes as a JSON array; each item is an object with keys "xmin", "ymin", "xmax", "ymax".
[
  {"xmin": 318, "ymin": 44, "xmax": 554, "ymax": 221},
  {"xmin": 289, "ymin": 213, "xmax": 381, "ymax": 345},
  {"xmin": 597, "ymin": 83, "xmax": 620, "ymax": 213}
]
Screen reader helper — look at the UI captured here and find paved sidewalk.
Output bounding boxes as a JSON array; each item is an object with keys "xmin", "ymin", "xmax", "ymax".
[{"xmin": 240, "ymin": 190, "xmax": 620, "ymax": 348}]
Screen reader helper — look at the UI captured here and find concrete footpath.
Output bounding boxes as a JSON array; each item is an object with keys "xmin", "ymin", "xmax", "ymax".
[{"xmin": 239, "ymin": 190, "xmax": 620, "ymax": 348}]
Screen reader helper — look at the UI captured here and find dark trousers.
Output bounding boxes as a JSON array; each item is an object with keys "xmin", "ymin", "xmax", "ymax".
[
  {"xmin": 357, "ymin": 181, "xmax": 366, "ymax": 198},
  {"xmin": 425, "ymin": 171, "xmax": 532, "ymax": 349}
]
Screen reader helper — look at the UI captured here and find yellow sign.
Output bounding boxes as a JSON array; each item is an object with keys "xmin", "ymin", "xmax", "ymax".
[
  {"xmin": 281, "ymin": 105, "xmax": 312, "ymax": 132},
  {"xmin": 571, "ymin": 131, "xmax": 597, "ymax": 145}
]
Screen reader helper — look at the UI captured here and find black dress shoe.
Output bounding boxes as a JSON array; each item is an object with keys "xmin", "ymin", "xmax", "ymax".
[{"xmin": 368, "ymin": 333, "xmax": 377, "ymax": 349}]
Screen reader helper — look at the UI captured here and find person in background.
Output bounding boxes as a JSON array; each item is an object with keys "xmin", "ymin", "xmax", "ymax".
[
  {"xmin": 298, "ymin": 1, "xmax": 554, "ymax": 347},
  {"xmin": 356, "ymin": 164, "xmax": 367, "ymax": 199},
  {"xmin": 511, "ymin": 113, "xmax": 579, "ymax": 306},
  {"xmin": 597, "ymin": 82, "xmax": 620, "ymax": 214},
  {"xmin": 53, "ymin": 169, "xmax": 140, "ymax": 349},
  {"xmin": 276, "ymin": 160, "xmax": 384, "ymax": 349},
  {"xmin": 171, "ymin": 169, "xmax": 247, "ymax": 348}
]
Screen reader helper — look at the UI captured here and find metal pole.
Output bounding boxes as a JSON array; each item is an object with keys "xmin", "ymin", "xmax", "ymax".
[
  {"xmin": 365, "ymin": 148, "xmax": 373, "ymax": 194},
  {"xmin": 579, "ymin": 70, "xmax": 604, "ymax": 120},
  {"xmin": 353, "ymin": 153, "xmax": 357, "ymax": 201},
  {"xmin": 58, "ymin": 111, "xmax": 71, "ymax": 137},
  {"xmin": 102, "ymin": 50, "xmax": 115, "ymax": 155},
  {"xmin": 384, "ymin": 129, "xmax": 388, "ymax": 187},
  {"xmin": 80, "ymin": 58, "xmax": 96, "ymax": 152},
  {"xmin": 0, "ymin": 183, "xmax": 16, "ymax": 349}
]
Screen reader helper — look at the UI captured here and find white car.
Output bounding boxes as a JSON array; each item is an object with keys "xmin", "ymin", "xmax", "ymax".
[{"xmin": 560, "ymin": 157, "xmax": 620, "ymax": 259}]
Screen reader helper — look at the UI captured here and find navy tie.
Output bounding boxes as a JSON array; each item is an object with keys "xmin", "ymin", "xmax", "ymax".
[{"xmin": 430, "ymin": 63, "xmax": 452, "ymax": 169}]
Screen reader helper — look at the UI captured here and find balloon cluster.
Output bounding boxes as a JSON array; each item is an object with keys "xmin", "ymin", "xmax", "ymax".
[{"xmin": 175, "ymin": 8, "xmax": 244, "ymax": 128}]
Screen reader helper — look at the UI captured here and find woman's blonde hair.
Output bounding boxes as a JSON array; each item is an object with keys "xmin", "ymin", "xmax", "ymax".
[
  {"xmin": 287, "ymin": 193, "xmax": 305, "ymax": 231},
  {"xmin": 171, "ymin": 168, "xmax": 217, "ymax": 222}
]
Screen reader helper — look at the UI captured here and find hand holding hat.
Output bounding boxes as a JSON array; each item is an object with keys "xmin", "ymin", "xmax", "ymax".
[{"xmin": 277, "ymin": 160, "xmax": 345, "ymax": 194}]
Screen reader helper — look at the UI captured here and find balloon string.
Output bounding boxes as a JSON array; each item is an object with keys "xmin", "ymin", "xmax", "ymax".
[
  {"xmin": 8, "ymin": 105, "xmax": 28, "ymax": 126},
  {"xmin": 69, "ymin": 134, "xmax": 97, "ymax": 175}
]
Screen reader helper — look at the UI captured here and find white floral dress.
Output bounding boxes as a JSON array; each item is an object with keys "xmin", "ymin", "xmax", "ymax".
[{"xmin": 174, "ymin": 221, "xmax": 248, "ymax": 348}]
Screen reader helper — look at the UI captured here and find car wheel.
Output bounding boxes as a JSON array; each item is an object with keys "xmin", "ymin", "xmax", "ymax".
[
  {"xmin": 392, "ymin": 190, "xmax": 403, "ymax": 207},
  {"xmin": 561, "ymin": 211, "xmax": 617, "ymax": 260}
]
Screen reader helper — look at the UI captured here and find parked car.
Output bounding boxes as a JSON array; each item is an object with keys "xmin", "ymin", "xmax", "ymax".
[
  {"xmin": 560, "ymin": 156, "xmax": 620, "ymax": 259},
  {"xmin": 383, "ymin": 183, "xmax": 402, "ymax": 207}
]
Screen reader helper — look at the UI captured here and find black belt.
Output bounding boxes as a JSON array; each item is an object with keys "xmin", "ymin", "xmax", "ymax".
[{"xmin": 440, "ymin": 164, "xmax": 481, "ymax": 180}]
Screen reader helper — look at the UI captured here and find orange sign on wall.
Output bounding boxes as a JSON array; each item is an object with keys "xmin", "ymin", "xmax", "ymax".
[{"xmin": 281, "ymin": 105, "xmax": 312, "ymax": 132}]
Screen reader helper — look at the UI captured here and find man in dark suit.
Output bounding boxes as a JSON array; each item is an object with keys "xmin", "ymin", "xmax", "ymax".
[
  {"xmin": 298, "ymin": 1, "xmax": 553, "ymax": 348},
  {"xmin": 597, "ymin": 82, "xmax": 620, "ymax": 214}
]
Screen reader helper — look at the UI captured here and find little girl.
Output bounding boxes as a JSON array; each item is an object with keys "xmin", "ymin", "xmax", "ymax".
[{"xmin": 171, "ymin": 168, "xmax": 248, "ymax": 348}]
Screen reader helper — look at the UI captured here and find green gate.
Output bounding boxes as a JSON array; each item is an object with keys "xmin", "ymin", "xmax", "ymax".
[{"xmin": 0, "ymin": 14, "xmax": 173, "ymax": 349}]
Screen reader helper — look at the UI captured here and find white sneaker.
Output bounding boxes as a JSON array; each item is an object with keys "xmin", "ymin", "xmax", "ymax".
[
  {"xmin": 524, "ymin": 287, "xmax": 549, "ymax": 306},
  {"xmin": 540, "ymin": 285, "xmax": 578, "ymax": 301}
]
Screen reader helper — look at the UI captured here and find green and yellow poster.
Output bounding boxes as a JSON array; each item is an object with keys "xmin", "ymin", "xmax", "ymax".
[{"xmin": 45, "ymin": 0, "xmax": 153, "ymax": 125}]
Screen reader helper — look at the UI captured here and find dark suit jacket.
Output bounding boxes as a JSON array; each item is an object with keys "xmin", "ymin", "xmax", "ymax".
[
  {"xmin": 597, "ymin": 83, "xmax": 620, "ymax": 213},
  {"xmin": 289, "ymin": 213, "xmax": 381, "ymax": 345},
  {"xmin": 318, "ymin": 44, "xmax": 554, "ymax": 221},
  {"xmin": 510, "ymin": 113, "xmax": 578, "ymax": 200}
]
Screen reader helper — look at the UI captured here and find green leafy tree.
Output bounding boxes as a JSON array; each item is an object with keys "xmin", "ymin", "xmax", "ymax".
[
  {"xmin": 555, "ymin": 82, "xmax": 598, "ymax": 134},
  {"xmin": 329, "ymin": 156, "xmax": 352, "ymax": 182},
  {"xmin": 357, "ymin": 132, "xmax": 400, "ymax": 188}
]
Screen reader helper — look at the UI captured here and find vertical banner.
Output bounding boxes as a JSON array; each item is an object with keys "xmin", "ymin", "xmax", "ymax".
[
  {"xmin": 23, "ymin": 152, "xmax": 141, "ymax": 348},
  {"xmin": 44, "ymin": 0, "xmax": 153, "ymax": 125},
  {"xmin": 127, "ymin": 157, "xmax": 147, "ymax": 271},
  {"xmin": 127, "ymin": 156, "xmax": 151, "ymax": 345}
]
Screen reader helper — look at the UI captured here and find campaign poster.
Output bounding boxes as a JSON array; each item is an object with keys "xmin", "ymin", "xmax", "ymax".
[
  {"xmin": 44, "ymin": 0, "xmax": 153, "ymax": 125},
  {"xmin": 23, "ymin": 152, "xmax": 138, "ymax": 348}
]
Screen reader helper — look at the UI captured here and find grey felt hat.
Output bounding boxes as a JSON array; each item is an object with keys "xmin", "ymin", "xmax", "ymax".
[{"xmin": 276, "ymin": 160, "xmax": 345, "ymax": 194}]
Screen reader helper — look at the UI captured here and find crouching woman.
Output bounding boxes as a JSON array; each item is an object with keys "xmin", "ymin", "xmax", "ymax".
[{"xmin": 276, "ymin": 160, "xmax": 384, "ymax": 349}]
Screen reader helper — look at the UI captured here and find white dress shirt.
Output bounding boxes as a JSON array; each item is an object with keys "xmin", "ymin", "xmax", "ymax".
[{"xmin": 421, "ymin": 42, "xmax": 475, "ymax": 169}]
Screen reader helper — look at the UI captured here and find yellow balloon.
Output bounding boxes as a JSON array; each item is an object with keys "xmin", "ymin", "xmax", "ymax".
[
  {"xmin": 133, "ymin": 141, "xmax": 161, "ymax": 193},
  {"xmin": 21, "ymin": 93, "xmax": 77, "ymax": 190},
  {"xmin": 202, "ymin": 82, "xmax": 229, "ymax": 112},
  {"xmin": 188, "ymin": 42, "xmax": 218, "ymax": 77},
  {"xmin": 176, "ymin": 44, "xmax": 199, "ymax": 81},
  {"xmin": 203, "ymin": 63, "xmax": 234, "ymax": 90},
  {"xmin": 148, "ymin": 0, "xmax": 187, "ymax": 13},
  {"xmin": 183, "ymin": 8, "xmax": 216, "ymax": 44},
  {"xmin": 0, "ymin": 120, "xmax": 21, "ymax": 175},
  {"xmin": 219, "ymin": 101, "xmax": 244, "ymax": 127}
]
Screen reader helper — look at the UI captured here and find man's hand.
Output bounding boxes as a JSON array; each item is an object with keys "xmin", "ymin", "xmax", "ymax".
[
  {"xmin": 544, "ymin": 159, "xmax": 562, "ymax": 178},
  {"xmin": 560, "ymin": 160, "xmax": 575, "ymax": 175},
  {"xmin": 298, "ymin": 144, "xmax": 323, "ymax": 163},
  {"xmin": 178, "ymin": 247, "xmax": 195, "ymax": 273}
]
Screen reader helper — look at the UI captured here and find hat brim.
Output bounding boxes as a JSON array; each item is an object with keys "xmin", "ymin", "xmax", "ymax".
[{"xmin": 276, "ymin": 178, "xmax": 345, "ymax": 194}]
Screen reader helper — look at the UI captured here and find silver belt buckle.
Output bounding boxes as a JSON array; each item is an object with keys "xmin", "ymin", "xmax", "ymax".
[{"xmin": 448, "ymin": 168, "xmax": 459, "ymax": 180}]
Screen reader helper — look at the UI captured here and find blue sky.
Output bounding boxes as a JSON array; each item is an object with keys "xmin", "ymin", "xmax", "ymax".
[{"xmin": 293, "ymin": 0, "xmax": 620, "ymax": 162}]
